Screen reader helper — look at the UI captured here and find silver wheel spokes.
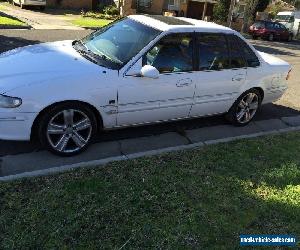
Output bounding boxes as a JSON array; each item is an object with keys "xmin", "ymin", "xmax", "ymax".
[
  {"xmin": 47, "ymin": 109, "xmax": 92, "ymax": 153},
  {"xmin": 236, "ymin": 93, "xmax": 259, "ymax": 124}
]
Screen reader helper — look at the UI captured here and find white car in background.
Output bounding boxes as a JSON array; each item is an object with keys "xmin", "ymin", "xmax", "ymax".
[
  {"xmin": 274, "ymin": 11, "xmax": 300, "ymax": 38},
  {"xmin": 0, "ymin": 15, "xmax": 291, "ymax": 156},
  {"xmin": 13, "ymin": 0, "xmax": 46, "ymax": 10}
]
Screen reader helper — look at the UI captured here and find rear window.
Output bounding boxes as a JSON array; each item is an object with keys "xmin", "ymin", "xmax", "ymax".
[
  {"xmin": 197, "ymin": 34, "xmax": 230, "ymax": 71},
  {"xmin": 233, "ymin": 36, "xmax": 260, "ymax": 67},
  {"xmin": 253, "ymin": 22, "xmax": 265, "ymax": 28}
]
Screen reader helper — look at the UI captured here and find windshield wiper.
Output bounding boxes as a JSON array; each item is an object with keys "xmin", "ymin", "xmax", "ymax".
[
  {"xmin": 73, "ymin": 40, "xmax": 122, "ymax": 68},
  {"xmin": 97, "ymin": 52, "xmax": 123, "ymax": 66},
  {"xmin": 73, "ymin": 40, "xmax": 105, "ymax": 65}
]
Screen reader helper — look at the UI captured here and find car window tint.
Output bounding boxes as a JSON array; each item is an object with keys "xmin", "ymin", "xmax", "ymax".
[
  {"xmin": 265, "ymin": 22, "xmax": 273, "ymax": 29},
  {"xmin": 274, "ymin": 23, "xmax": 281, "ymax": 29},
  {"xmin": 197, "ymin": 34, "xmax": 230, "ymax": 71},
  {"xmin": 253, "ymin": 22, "xmax": 265, "ymax": 29},
  {"xmin": 234, "ymin": 35, "xmax": 260, "ymax": 67},
  {"xmin": 227, "ymin": 35, "xmax": 246, "ymax": 68},
  {"xmin": 279, "ymin": 24, "xmax": 287, "ymax": 30},
  {"xmin": 144, "ymin": 34, "xmax": 193, "ymax": 73}
]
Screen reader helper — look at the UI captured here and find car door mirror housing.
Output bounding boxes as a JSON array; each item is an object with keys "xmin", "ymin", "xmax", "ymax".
[{"xmin": 140, "ymin": 65, "xmax": 159, "ymax": 79}]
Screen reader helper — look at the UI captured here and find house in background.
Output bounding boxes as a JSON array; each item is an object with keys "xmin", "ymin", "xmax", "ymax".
[
  {"xmin": 47, "ymin": 0, "xmax": 113, "ymax": 10},
  {"xmin": 120, "ymin": 0, "xmax": 218, "ymax": 20}
]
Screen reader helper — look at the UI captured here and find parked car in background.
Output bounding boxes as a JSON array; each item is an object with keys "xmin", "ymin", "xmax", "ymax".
[
  {"xmin": 274, "ymin": 11, "xmax": 300, "ymax": 38},
  {"xmin": 0, "ymin": 15, "xmax": 291, "ymax": 156},
  {"xmin": 249, "ymin": 20, "xmax": 293, "ymax": 41},
  {"xmin": 12, "ymin": 0, "xmax": 46, "ymax": 10}
]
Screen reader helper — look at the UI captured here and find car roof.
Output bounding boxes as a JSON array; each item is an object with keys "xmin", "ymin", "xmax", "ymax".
[
  {"xmin": 128, "ymin": 15, "xmax": 234, "ymax": 33},
  {"xmin": 254, "ymin": 20, "xmax": 281, "ymax": 25},
  {"xmin": 277, "ymin": 11, "xmax": 293, "ymax": 15}
]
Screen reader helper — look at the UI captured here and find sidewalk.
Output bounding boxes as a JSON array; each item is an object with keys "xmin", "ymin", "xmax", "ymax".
[
  {"xmin": 1, "ymin": 115, "xmax": 300, "ymax": 180},
  {"xmin": 0, "ymin": 3, "xmax": 83, "ymax": 30}
]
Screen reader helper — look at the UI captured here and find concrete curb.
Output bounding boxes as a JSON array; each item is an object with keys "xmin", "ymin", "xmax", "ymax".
[
  {"xmin": 0, "ymin": 25, "xmax": 31, "ymax": 29},
  {"xmin": 1, "ymin": 125, "xmax": 300, "ymax": 182}
]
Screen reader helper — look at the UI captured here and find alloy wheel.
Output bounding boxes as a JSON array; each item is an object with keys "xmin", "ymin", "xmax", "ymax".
[
  {"xmin": 236, "ymin": 93, "xmax": 259, "ymax": 124},
  {"xmin": 46, "ymin": 109, "xmax": 92, "ymax": 154}
]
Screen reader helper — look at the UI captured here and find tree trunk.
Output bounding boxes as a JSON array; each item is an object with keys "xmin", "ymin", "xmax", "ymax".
[
  {"xmin": 227, "ymin": 0, "xmax": 236, "ymax": 27},
  {"xmin": 241, "ymin": 0, "xmax": 258, "ymax": 33}
]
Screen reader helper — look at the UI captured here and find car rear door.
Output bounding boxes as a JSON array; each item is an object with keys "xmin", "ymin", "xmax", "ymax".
[{"xmin": 189, "ymin": 33, "xmax": 247, "ymax": 117}]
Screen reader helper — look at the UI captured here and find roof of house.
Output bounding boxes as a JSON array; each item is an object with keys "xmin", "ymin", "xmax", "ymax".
[{"xmin": 129, "ymin": 15, "xmax": 233, "ymax": 33}]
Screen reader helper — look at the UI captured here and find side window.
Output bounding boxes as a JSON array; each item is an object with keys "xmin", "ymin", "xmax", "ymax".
[
  {"xmin": 197, "ymin": 34, "xmax": 230, "ymax": 71},
  {"xmin": 143, "ymin": 33, "xmax": 193, "ymax": 73},
  {"xmin": 227, "ymin": 35, "xmax": 246, "ymax": 69},
  {"xmin": 234, "ymin": 35, "xmax": 260, "ymax": 68},
  {"xmin": 274, "ymin": 23, "xmax": 281, "ymax": 30},
  {"xmin": 266, "ymin": 22, "xmax": 274, "ymax": 29},
  {"xmin": 279, "ymin": 24, "xmax": 287, "ymax": 30}
]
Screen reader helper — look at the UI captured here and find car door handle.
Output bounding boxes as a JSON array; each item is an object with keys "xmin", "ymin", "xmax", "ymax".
[
  {"xmin": 232, "ymin": 75, "xmax": 244, "ymax": 82},
  {"xmin": 176, "ymin": 78, "xmax": 193, "ymax": 87}
]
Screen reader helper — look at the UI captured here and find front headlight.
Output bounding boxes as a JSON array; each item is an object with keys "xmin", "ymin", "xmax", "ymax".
[{"xmin": 0, "ymin": 94, "xmax": 22, "ymax": 108}]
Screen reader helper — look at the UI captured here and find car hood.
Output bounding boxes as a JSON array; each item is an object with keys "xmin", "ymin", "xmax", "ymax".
[{"xmin": 0, "ymin": 40, "xmax": 109, "ymax": 94}]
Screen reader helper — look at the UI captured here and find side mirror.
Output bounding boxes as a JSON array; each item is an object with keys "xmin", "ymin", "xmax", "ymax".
[{"xmin": 140, "ymin": 65, "xmax": 159, "ymax": 79}]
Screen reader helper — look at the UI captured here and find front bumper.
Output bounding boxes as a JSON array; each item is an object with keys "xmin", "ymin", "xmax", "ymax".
[{"xmin": 0, "ymin": 112, "xmax": 37, "ymax": 141}]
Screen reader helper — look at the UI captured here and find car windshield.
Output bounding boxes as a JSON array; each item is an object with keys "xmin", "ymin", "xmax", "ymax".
[
  {"xmin": 275, "ymin": 15, "xmax": 291, "ymax": 22},
  {"xmin": 81, "ymin": 18, "xmax": 161, "ymax": 69}
]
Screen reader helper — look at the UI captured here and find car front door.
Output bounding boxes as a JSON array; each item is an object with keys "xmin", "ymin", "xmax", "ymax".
[
  {"xmin": 279, "ymin": 23, "xmax": 290, "ymax": 40},
  {"xmin": 117, "ymin": 33, "xmax": 196, "ymax": 126},
  {"xmin": 189, "ymin": 33, "xmax": 247, "ymax": 117},
  {"xmin": 273, "ymin": 23, "xmax": 286, "ymax": 40}
]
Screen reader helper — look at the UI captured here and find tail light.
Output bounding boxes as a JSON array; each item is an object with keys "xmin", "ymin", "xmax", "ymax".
[{"xmin": 286, "ymin": 69, "xmax": 292, "ymax": 80}]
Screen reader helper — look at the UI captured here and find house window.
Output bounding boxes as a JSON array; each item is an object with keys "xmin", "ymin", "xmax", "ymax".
[{"xmin": 138, "ymin": 0, "xmax": 152, "ymax": 8}]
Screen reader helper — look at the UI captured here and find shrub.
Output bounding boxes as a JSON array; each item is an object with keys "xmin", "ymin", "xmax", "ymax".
[{"xmin": 103, "ymin": 5, "xmax": 119, "ymax": 16}]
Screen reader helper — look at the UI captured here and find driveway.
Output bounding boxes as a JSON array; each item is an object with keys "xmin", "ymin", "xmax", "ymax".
[
  {"xmin": 0, "ymin": 3, "xmax": 83, "ymax": 30},
  {"xmin": 0, "ymin": 30, "xmax": 300, "ymax": 177},
  {"xmin": 251, "ymin": 39, "xmax": 300, "ymax": 111}
]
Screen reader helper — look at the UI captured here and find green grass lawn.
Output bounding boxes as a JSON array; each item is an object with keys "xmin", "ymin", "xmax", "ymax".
[
  {"xmin": 71, "ymin": 17, "xmax": 112, "ymax": 28},
  {"xmin": 0, "ymin": 16, "xmax": 26, "ymax": 27},
  {"xmin": 1, "ymin": 132, "xmax": 300, "ymax": 249}
]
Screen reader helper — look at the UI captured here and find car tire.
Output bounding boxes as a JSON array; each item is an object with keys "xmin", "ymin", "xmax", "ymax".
[
  {"xmin": 287, "ymin": 34, "xmax": 293, "ymax": 42},
  {"xmin": 38, "ymin": 102, "xmax": 98, "ymax": 156},
  {"xmin": 268, "ymin": 33, "xmax": 274, "ymax": 41},
  {"xmin": 40, "ymin": 6, "xmax": 45, "ymax": 11},
  {"xmin": 252, "ymin": 35, "xmax": 257, "ymax": 40},
  {"xmin": 226, "ymin": 89, "xmax": 262, "ymax": 127}
]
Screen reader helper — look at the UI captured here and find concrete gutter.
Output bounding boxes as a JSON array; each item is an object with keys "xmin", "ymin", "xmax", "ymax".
[{"xmin": 1, "ymin": 124, "xmax": 300, "ymax": 182}]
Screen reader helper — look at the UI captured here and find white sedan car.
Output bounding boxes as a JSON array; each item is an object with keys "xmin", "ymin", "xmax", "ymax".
[
  {"xmin": 0, "ymin": 15, "xmax": 291, "ymax": 156},
  {"xmin": 13, "ymin": 0, "xmax": 46, "ymax": 10}
]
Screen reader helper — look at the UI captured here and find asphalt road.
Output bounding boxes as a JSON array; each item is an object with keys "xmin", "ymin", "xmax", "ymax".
[{"xmin": 0, "ymin": 29, "xmax": 300, "ymax": 156}]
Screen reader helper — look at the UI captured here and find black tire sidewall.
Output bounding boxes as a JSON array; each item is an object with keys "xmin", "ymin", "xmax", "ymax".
[{"xmin": 38, "ymin": 103, "xmax": 97, "ymax": 156}]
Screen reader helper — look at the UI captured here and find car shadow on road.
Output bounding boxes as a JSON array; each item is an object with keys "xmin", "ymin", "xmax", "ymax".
[
  {"xmin": 251, "ymin": 38, "xmax": 300, "ymax": 55},
  {"xmin": 98, "ymin": 103, "xmax": 300, "ymax": 142},
  {"xmin": 0, "ymin": 35, "xmax": 40, "ymax": 53},
  {"xmin": 253, "ymin": 44, "xmax": 297, "ymax": 57},
  {"xmin": 0, "ymin": 103, "xmax": 299, "ymax": 156}
]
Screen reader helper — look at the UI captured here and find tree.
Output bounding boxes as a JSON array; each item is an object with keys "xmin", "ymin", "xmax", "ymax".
[
  {"xmin": 241, "ymin": 0, "xmax": 259, "ymax": 33},
  {"xmin": 253, "ymin": 0, "xmax": 270, "ymax": 19},
  {"xmin": 213, "ymin": 0, "xmax": 231, "ymax": 22},
  {"xmin": 283, "ymin": 0, "xmax": 300, "ymax": 9}
]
